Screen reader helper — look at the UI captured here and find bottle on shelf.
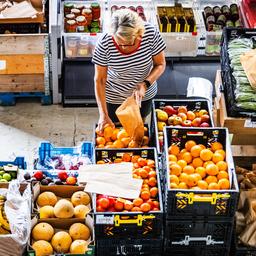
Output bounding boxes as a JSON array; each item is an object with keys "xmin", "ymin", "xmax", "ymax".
[
  {"xmin": 221, "ymin": 5, "xmax": 231, "ymax": 19},
  {"xmin": 230, "ymin": 4, "xmax": 239, "ymax": 22}
]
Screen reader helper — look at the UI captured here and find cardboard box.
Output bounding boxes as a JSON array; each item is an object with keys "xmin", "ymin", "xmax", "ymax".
[
  {"xmin": 32, "ymin": 183, "xmax": 92, "ymax": 219},
  {"xmin": 28, "ymin": 215, "xmax": 95, "ymax": 256}
]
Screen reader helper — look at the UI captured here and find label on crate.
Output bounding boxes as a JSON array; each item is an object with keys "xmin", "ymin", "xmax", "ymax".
[
  {"xmin": 0, "ymin": 60, "xmax": 6, "ymax": 70},
  {"xmin": 244, "ymin": 119, "xmax": 256, "ymax": 128},
  {"xmin": 96, "ymin": 215, "xmax": 114, "ymax": 224}
]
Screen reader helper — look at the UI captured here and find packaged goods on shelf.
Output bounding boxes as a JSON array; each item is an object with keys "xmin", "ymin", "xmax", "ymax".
[
  {"xmin": 199, "ymin": 0, "xmax": 243, "ymax": 56},
  {"xmin": 162, "ymin": 127, "xmax": 239, "ymax": 219},
  {"xmin": 154, "ymin": 1, "xmax": 200, "ymax": 57}
]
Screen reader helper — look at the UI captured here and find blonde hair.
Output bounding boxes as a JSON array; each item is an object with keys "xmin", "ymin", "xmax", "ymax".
[{"xmin": 111, "ymin": 9, "xmax": 145, "ymax": 41}]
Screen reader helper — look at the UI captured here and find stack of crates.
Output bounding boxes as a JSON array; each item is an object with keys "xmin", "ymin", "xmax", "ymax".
[
  {"xmin": 93, "ymin": 148, "xmax": 164, "ymax": 256},
  {"xmin": 162, "ymin": 127, "xmax": 239, "ymax": 256}
]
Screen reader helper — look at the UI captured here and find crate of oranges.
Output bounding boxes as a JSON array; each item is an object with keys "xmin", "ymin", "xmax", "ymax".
[
  {"xmin": 163, "ymin": 127, "xmax": 239, "ymax": 219},
  {"xmin": 151, "ymin": 99, "xmax": 214, "ymax": 155},
  {"xmin": 93, "ymin": 148, "xmax": 163, "ymax": 239},
  {"xmin": 94, "ymin": 124, "xmax": 150, "ymax": 149}
]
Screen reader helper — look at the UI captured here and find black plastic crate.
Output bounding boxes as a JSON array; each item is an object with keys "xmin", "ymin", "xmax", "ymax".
[
  {"xmin": 164, "ymin": 218, "xmax": 233, "ymax": 250},
  {"xmin": 151, "ymin": 99, "xmax": 214, "ymax": 156},
  {"xmin": 94, "ymin": 148, "xmax": 163, "ymax": 239},
  {"xmin": 233, "ymin": 235, "xmax": 256, "ymax": 256},
  {"xmin": 163, "ymin": 127, "xmax": 239, "ymax": 219},
  {"xmin": 220, "ymin": 28, "xmax": 256, "ymax": 118},
  {"xmin": 0, "ymin": 23, "xmax": 40, "ymax": 34},
  {"xmin": 96, "ymin": 237, "xmax": 163, "ymax": 256},
  {"xmin": 164, "ymin": 246, "xmax": 230, "ymax": 256}
]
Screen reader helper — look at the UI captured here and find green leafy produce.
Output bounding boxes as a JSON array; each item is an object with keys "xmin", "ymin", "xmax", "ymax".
[
  {"xmin": 236, "ymin": 93, "xmax": 256, "ymax": 102},
  {"xmin": 237, "ymin": 102, "xmax": 256, "ymax": 111}
]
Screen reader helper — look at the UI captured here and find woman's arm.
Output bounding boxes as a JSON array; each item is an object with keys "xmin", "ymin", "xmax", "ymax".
[
  {"xmin": 135, "ymin": 50, "xmax": 166, "ymax": 106},
  {"xmin": 94, "ymin": 64, "xmax": 114, "ymax": 132}
]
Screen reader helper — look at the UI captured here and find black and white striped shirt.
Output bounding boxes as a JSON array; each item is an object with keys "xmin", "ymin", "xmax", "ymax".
[{"xmin": 92, "ymin": 23, "xmax": 166, "ymax": 104}]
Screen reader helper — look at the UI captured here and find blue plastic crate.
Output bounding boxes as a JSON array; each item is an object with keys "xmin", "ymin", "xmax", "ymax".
[
  {"xmin": 38, "ymin": 141, "xmax": 94, "ymax": 166},
  {"xmin": 0, "ymin": 157, "xmax": 26, "ymax": 169}
]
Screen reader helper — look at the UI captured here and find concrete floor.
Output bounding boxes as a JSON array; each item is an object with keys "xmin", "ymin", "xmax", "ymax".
[{"xmin": 0, "ymin": 102, "xmax": 99, "ymax": 168}]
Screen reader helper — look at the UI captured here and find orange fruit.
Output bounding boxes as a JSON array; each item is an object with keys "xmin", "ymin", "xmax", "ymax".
[
  {"xmin": 142, "ymin": 136, "xmax": 149, "ymax": 146},
  {"xmin": 217, "ymin": 171, "xmax": 229, "ymax": 180},
  {"xmin": 191, "ymin": 186, "xmax": 201, "ymax": 190},
  {"xmin": 147, "ymin": 159, "xmax": 155, "ymax": 168},
  {"xmin": 169, "ymin": 154, "xmax": 177, "ymax": 162},
  {"xmin": 96, "ymin": 136, "xmax": 106, "ymax": 146},
  {"xmin": 168, "ymin": 145, "xmax": 180, "ymax": 156},
  {"xmin": 195, "ymin": 167, "xmax": 206, "ymax": 179},
  {"xmin": 190, "ymin": 145, "xmax": 203, "ymax": 158},
  {"xmin": 170, "ymin": 164, "xmax": 182, "ymax": 176},
  {"xmin": 140, "ymin": 190, "xmax": 150, "ymax": 200},
  {"xmin": 215, "ymin": 149, "xmax": 226, "ymax": 158},
  {"xmin": 113, "ymin": 140, "xmax": 125, "ymax": 148},
  {"xmin": 124, "ymin": 200, "xmax": 133, "ymax": 211},
  {"xmin": 106, "ymin": 141, "xmax": 113, "ymax": 146},
  {"xmin": 205, "ymin": 175, "xmax": 218, "ymax": 184},
  {"xmin": 179, "ymin": 173, "xmax": 189, "ymax": 183},
  {"xmin": 148, "ymin": 171, "xmax": 157, "ymax": 178},
  {"xmin": 177, "ymin": 160, "xmax": 187, "ymax": 169},
  {"xmin": 198, "ymin": 180, "xmax": 208, "ymax": 189},
  {"xmin": 187, "ymin": 174, "xmax": 198, "ymax": 187},
  {"xmin": 138, "ymin": 158, "xmax": 147, "ymax": 167},
  {"xmin": 131, "ymin": 155, "xmax": 140, "ymax": 163},
  {"xmin": 111, "ymin": 128, "xmax": 120, "ymax": 141},
  {"xmin": 104, "ymin": 126, "xmax": 114, "ymax": 138},
  {"xmin": 200, "ymin": 149, "xmax": 213, "ymax": 161},
  {"xmin": 192, "ymin": 157, "xmax": 204, "ymax": 168},
  {"xmin": 194, "ymin": 173, "xmax": 202, "ymax": 182},
  {"xmin": 206, "ymin": 163, "xmax": 219, "ymax": 176},
  {"xmin": 122, "ymin": 153, "xmax": 131, "ymax": 162},
  {"xmin": 97, "ymin": 160, "xmax": 105, "ymax": 164},
  {"xmin": 182, "ymin": 152, "xmax": 193, "ymax": 163},
  {"xmin": 150, "ymin": 187, "xmax": 158, "ymax": 197},
  {"xmin": 218, "ymin": 178, "xmax": 230, "ymax": 189},
  {"xmin": 208, "ymin": 182, "xmax": 220, "ymax": 190},
  {"xmin": 198, "ymin": 144, "xmax": 206, "ymax": 150},
  {"xmin": 203, "ymin": 161, "xmax": 214, "ymax": 168},
  {"xmin": 105, "ymin": 145, "xmax": 115, "ymax": 148},
  {"xmin": 183, "ymin": 165, "xmax": 195, "ymax": 175},
  {"xmin": 133, "ymin": 198, "xmax": 143, "ymax": 207},
  {"xmin": 169, "ymin": 161, "xmax": 177, "ymax": 167},
  {"xmin": 114, "ymin": 158, "xmax": 122, "ymax": 163},
  {"xmin": 148, "ymin": 177, "xmax": 157, "ymax": 187},
  {"xmin": 140, "ymin": 203, "xmax": 151, "ymax": 212},
  {"xmin": 178, "ymin": 182, "xmax": 188, "ymax": 189},
  {"xmin": 185, "ymin": 140, "xmax": 197, "ymax": 152},
  {"xmin": 131, "ymin": 207, "xmax": 142, "ymax": 212},
  {"xmin": 212, "ymin": 153, "xmax": 225, "ymax": 164},
  {"xmin": 117, "ymin": 130, "xmax": 129, "ymax": 140},
  {"xmin": 216, "ymin": 161, "xmax": 228, "ymax": 172},
  {"xmin": 170, "ymin": 182, "xmax": 178, "ymax": 189},
  {"xmin": 97, "ymin": 144, "xmax": 105, "ymax": 148},
  {"xmin": 211, "ymin": 142, "xmax": 223, "ymax": 152},
  {"xmin": 105, "ymin": 137, "xmax": 112, "ymax": 142},
  {"xmin": 170, "ymin": 175, "xmax": 179, "ymax": 185},
  {"xmin": 138, "ymin": 169, "xmax": 148, "ymax": 179},
  {"xmin": 121, "ymin": 137, "xmax": 131, "ymax": 148}
]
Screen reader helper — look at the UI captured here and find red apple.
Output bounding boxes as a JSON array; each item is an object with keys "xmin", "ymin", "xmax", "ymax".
[
  {"xmin": 108, "ymin": 197, "xmax": 116, "ymax": 208},
  {"xmin": 96, "ymin": 205, "xmax": 105, "ymax": 212},
  {"xmin": 182, "ymin": 120, "xmax": 192, "ymax": 127},
  {"xmin": 201, "ymin": 114, "xmax": 210, "ymax": 123},
  {"xmin": 98, "ymin": 198, "xmax": 110, "ymax": 209},
  {"xmin": 200, "ymin": 122, "xmax": 210, "ymax": 127},
  {"xmin": 178, "ymin": 112, "xmax": 187, "ymax": 121},
  {"xmin": 198, "ymin": 109, "xmax": 208, "ymax": 117},
  {"xmin": 163, "ymin": 105, "xmax": 177, "ymax": 116},
  {"xmin": 192, "ymin": 117, "xmax": 202, "ymax": 127},
  {"xmin": 33, "ymin": 171, "xmax": 44, "ymax": 181},
  {"xmin": 173, "ymin": 116, "xmax": 183, "ymax": 125},
  {"xmin": 58, "ymin": 171, "xmax": 68, "ymax": 182},
  {"xmin": 114, "ymin": 201, "xmax": 124, "ymax": 211},
  {"xmin": 108, "ymin": 206, "xmax": 116, "ymax": 212},
  {"xmin": 187, "ymin": 111, "xmax": 196, "ymax": 121},
  {"xmin": 178, "ymin": 106, "xmax": 187, "ymax": 114}
]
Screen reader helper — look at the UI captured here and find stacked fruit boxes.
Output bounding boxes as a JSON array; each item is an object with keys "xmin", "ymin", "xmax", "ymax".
[
  {"xmin": 162, "ymin": 126, "xmax": 239, "ymax": 256},
  {"xmin": 93, "ymin": 148, "xmax": 164, "ymax": 256}
]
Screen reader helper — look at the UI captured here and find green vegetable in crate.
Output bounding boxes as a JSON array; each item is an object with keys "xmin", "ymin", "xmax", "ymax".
[
  {"xmin": 237, "ymin": 102, "xmax": 256, "ymax": 111},
  {"xmin": 0, "ymin": 165, "xmax": 18, "ymax": 182},
  {"xmin": 236, "ymin": 92, "xmax": 256, "ymax": 102}
]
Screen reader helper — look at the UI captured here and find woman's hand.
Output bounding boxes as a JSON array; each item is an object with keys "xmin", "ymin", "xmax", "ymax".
[
  {"xmin": 96, "ymin": 114, "xmax": 115, "ymax": 135},
  {"xmin": 134, "ymin": 82, "xmax": 146, "ymax": 107}
]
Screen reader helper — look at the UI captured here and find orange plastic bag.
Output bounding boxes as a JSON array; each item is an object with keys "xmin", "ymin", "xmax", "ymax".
[{"xmin": 115, "ymin": 96, "xmax": 144, "ymax": 146}]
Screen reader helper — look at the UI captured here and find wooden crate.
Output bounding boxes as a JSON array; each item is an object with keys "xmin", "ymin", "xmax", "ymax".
[
  {"xmin": 0, "ymin": 34, "xmax": 48, "ymax": 93},
  {"xmin": 214, "ymin": 70, "xmax": 256, "ymax": 146}
]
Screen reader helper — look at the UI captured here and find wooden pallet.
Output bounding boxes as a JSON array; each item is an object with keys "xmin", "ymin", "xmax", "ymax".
[{"xmin": 214, "ymin": 70, "xmax": 256, "ymax": 146}]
